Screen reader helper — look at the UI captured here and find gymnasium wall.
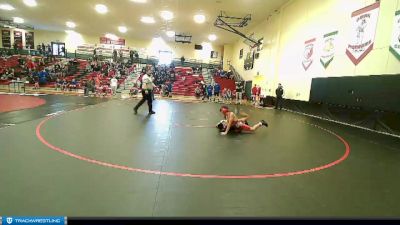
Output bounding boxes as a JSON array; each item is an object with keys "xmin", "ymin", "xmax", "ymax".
[
  {"xmin": 23, "ymin": 29, "xmax": 223, "ymax": 63},
  {"xmin": 222, "ymin": 44, "xmax": 233, "ymax": 71},
  {"xmin": 228, "ymin": 0, "xmax": 400, "ymax": 101}
]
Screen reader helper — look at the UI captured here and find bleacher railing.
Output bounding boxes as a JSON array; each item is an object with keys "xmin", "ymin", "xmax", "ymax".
[
  {"xmin": 229, "ymin": 65, "xmax": 244, "ymax": 82},
  {"xmin": 0, "ymin": 48, "xmax": 222, "ymax": 70}
]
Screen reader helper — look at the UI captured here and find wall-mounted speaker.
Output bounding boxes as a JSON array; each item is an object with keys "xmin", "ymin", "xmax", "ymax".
[{"xmin": 195, "ymin": 44, "xmax": 203, "ymax": 50}]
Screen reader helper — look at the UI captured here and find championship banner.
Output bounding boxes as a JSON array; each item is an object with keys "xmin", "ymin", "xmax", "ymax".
[
  {"xmin": 302, "ymin": 38, "xmax": 316, "ymax": 71},
  {"xmin": 100, "ymin": 36, "xmax": 125, "ymax": 45},
  {"xmin": 320, "ymin": 31, "xmax": 338, "ymax": 68},
  {"xmin": 389, "ymin": 10, "xmax": 400, "ymax": 61},
  {"xmin": 346, "ymin": 2, "xmax": 380, "ymax": 65}
]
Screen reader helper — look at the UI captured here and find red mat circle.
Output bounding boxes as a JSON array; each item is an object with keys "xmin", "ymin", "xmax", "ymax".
[{"xmin": 36, "ymin": 109, "xmax": 350, "ymax": 179}]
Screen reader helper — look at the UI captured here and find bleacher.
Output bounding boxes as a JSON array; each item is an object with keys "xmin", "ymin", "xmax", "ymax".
[
  {"xmin": 213, "ymin": 74, "xmax": 236, "ymax": 92},
  {"xmin": 172, "ymin": 67, "xmax": 204, "ymax": 96}
]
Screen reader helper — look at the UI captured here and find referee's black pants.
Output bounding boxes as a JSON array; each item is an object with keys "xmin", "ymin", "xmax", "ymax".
[{"xmin": 134, "ymin": 89, "xmax": 153, "ymax": 113}]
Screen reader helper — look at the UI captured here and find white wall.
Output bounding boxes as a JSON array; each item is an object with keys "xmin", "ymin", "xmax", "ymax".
[{"xmin": 229, "ymin": 0, "xmax": 400, "ymax": 101}]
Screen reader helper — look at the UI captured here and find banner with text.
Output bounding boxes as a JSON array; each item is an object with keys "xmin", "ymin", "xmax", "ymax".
[{"xmin": 346, "ymin": 2, "xmax": 380, "ymax": 65}]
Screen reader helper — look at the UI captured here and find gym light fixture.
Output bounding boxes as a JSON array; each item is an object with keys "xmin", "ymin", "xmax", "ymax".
[
  {"xmin": 141, "ymin": 16, "xmax": 155, "ymax": 24},
  {"xmin": 194, "ymin": 14, "xmax": 205, "ymax": 24},
  {"xmin": 23, "ymin": 0, "xmax": 37, "ymax": 7},
  {"xmin": 66, "ymin": 21, "xmax": 76, "ymax": 28},
  {"xmin": 95, "ymin": 4, "xmax": 108, "ymax": 14},
  {"xmin": 118, "ymin": 26, "xmax": 127, "ymax": 33},
  {"xmin": 0, "ymin": 4, "xmax": 15, "ymax": 10},
  {"xmin": 208, "ymin": 34, "xmax": 217, "ymax": 41},
  {"xmin": 160, "ymin": 11, "xmax": 174, "ymax": 21}
]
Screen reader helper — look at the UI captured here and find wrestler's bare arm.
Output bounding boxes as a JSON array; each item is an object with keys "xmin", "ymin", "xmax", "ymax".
[{"xmin": 221, "ymin": 113, "xmax": 234, "ymax": 135}]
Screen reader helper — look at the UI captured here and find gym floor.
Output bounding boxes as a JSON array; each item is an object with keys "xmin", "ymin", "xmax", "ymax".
[{"xmin": 0, "ymin": 94, "xmax": 399, "ymax": 217}]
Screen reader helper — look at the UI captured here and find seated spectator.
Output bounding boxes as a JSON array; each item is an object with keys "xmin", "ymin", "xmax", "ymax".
[
  {"xmin": 38, "ymin": 69, "xmax": 48, "ymax": 85},
  {"xmin": 33, "ymin": 76, "xmax": 40, "ymax": 90},
  {"xmin": 61, "ymin": 79, "xmax": 68, "ymax": 91},
  {"xmin": 0, "ymin": 73, "xmax": 8, "ymax": 80},
  {"xmin": 227, "ymin": 70, "xmax": 233, "ymax": 79},
  {"xmin": 160, "ymin": 84, "xmax": 167, "ymax": 97},
  {"xmin": 69, "ymin": 78, "xmax": 78, "ymax": 91},
  {"xmin": 84, "ymin": 78, "xmax": 96, "ymax": 97},
  {"xmin": 55, "ymin": 78, "xmax": 62, "ymax": 90},
  {"xmin": 195, "ymin": 86, "xmax": 201, "ymax": 98}
]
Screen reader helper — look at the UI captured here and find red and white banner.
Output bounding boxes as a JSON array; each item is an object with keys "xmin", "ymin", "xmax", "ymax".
[
  {"xmin": 302, "ymin": 38, "xmax": 316, "ymax": 71},
  {"xmin": 100, "ymin": 37, "xmax": 125, "ymax": 46},
  {"xmin": 346, "ymin": 2, "xmax": 380, "ymax": 65},
  {"xmin": 389, "ymin": 10, "xmax": 400, "ymax": 61}
]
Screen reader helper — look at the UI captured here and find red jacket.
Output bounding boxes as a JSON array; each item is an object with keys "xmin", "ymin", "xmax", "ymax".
[
  {"xmin": 256, "ymin": 87, "xmax": 261, "ymax": 95},
  {"xmin": 252, "ymin": 86, "xmax": 257, "ymax": 95}
]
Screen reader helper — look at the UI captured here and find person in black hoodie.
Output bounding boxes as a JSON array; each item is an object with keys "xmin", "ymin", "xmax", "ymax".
[{"xmin": 275, "ymin": 83, "xmax": 284, "ymax": 110}]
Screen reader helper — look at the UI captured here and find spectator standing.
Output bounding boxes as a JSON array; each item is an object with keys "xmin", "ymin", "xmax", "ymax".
[
  {"xmin": 110, "ymin": 76, "xmax": 118, "ymax": 96},
  {"xmin": 275, "ymin": 83, "xmax": 284, "ymax": 110},
  {"xmin": 235, "ymin": 81, "xmax": 243, "ymax": 105},
  {"xmin": 226, "ymin": 88, "xmax": 232, "ymax": 104},
  {"xmin": 113, "ymin": 49, "xmax": 118, "ymax": 63},
  {"xmin": 213, "ymin": 83, "xmax": 221, "ymax": 102},
  {"xmin": 252, "ymin": 84, "xmax": 258, "ymax": 104},
  {"xmin": 256, "ymin": 85, "xmax": 262, "ymax": 107},
  {"xmin": 206, "ymin": 84, "xmax": 213, "ymax": 101}
]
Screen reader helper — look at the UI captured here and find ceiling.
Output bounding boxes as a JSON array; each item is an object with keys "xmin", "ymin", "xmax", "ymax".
[{"xmin": 1, "ymin": 0, "xmax": 289, "ymax": 45}]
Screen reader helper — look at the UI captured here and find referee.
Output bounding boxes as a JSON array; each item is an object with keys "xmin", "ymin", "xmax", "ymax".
[{"xmin": 134, "ymin": 72, "xmax": 155, "ymax": 115}]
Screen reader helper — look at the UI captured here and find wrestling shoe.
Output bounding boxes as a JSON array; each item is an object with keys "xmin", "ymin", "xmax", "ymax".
[{"xmin": 261, "ymin": 120, "xmax": 268, "ymax": 127}]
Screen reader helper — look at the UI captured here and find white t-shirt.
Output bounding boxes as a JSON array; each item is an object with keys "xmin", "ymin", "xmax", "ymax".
[
  {"xmin": 110, "ymin": 78, "xmax": 118, "ymax": 87},
  {"xmin": 142, "ymin": 74, "xmax": 154, "ymax": 90}
]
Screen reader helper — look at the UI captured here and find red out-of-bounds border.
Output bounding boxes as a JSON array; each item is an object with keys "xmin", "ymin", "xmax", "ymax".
[
  {"xmin": 35, "ymin": 112, "xmax": 351, "ymax": 179},
  {"xmin": 0, "ymin": 95, "xmax": 46, "ymax": 113}
]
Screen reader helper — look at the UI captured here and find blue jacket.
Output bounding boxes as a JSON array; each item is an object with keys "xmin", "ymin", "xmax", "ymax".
[
  {"xmin": 207, "ymin": 85, "xmax": 213, "ymax": 94},
  {"xmin": 214, "ymin": 84, "xmax": 220, "ymax": 93}
]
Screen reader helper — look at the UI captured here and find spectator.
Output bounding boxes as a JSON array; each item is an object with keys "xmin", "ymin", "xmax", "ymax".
[
  {"xmin": 213, "ymin": 82, "xmax": 221, "ymax": 102},
  {"xmin": 60, "ymin": 78, "xmax": 67, "ymax": 91},
  {"xmin": 226, "ymin": 88, "xmax": 232, "ymax": 104},
  {"xmin": 33, "ymin": 76, "xmax": 40, "ymax": 90},
  {"xmin": 93, "ymin": 46, "xmax": 97, "ymax": 60},
  {"xmin": 256, "ymin": 85, "xmax": 261, "ymax": 107},
  {"xmin": 113, "ymin": 49, "xmax": 118, "ymax": 63},
  {"xmin": 180, "ymin": 56, "xmax": 185, "ymax": 66},
  {"xmin": 119, "ymin": 49, "xmax": 123, "ymax": 62},
  {"xmin": 55, "ymin": 78, "xmax": 62, "ymax": 90},
  {"xmin": 221, "ymin": 88, "xmax": 227, "ymax": 103},
  {"xmin": 235, "ymin": 81, "xmax": 243, "ymax": 105},
  {"xmin": 252, "ymin": 84, "xmax": 258, "ymax": 105},
  {"xmin": 38, "ymin": 69, "xmax": 48, "ymax": 85},
  {"xmin": 129, "ymin": 49, "xmax": 134, "ymax": 62},
  {"xmin": 206, "ymin": 84, "xmax": 213, "ymax": 101},
  {"xmin": 69, "ymin": 78, "xmax": 77, "ymax": 91},
  {"xmin": 275, "ymin": 83, "xmax": 284, "ymax": 110},
  {"xmin": 195, "ymin": 86, "xmax": 201, "ymax": 99},
  {"xmin": 110, "ymin": 76, "xmax": 118, "ymax": 96},
  {"xmin": 167, "ymin": 82, "xmax": 172, "ymax": 97}
]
